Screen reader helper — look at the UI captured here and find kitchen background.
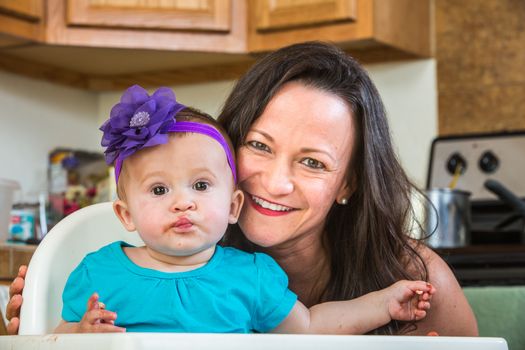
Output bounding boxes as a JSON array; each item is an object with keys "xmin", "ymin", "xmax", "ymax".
[
  {"xmin": 1, "ymin": 0, "xmax": 525, "ymax": 346},
  {"xmin": 1, "ymin": 0, "xmax": 524, "ymax": 204}
]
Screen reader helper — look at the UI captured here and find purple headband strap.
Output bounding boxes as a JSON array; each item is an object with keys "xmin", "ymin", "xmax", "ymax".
[{"xmin": 114, "ymin": 121, "xmax": 237, "ymax": 184}]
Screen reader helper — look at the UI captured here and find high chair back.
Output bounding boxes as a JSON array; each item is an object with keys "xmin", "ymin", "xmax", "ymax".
[{"xmin": 19, "ymin": 202, "xmax": 143, "ymax": 335}]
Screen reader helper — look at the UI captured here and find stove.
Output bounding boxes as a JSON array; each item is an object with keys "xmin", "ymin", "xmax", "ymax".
[{"xmin": 426, "ymin": 131, "xmax": 525, "ymax": 286}]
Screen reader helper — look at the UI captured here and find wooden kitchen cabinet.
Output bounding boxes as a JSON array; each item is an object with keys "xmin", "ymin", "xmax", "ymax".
[
  {"xmin": 254, "ymin": 0, "xmax": 357, "ymax": 32},
  {"xmin": 249, "ymin": 0, "xmax": 434, "ymax": 58},
  {"xmin": 0, "ymin": 242, "xmax": 36, "ymax": 280},
  {"xmin": 0, "ymin": 0, "xmax": 434, "ymax": 90},
  {"xmin": 66, "ymin": 0, "xmax": 231, "ymax": 32},
  {"xmin": 45, "ymin": 0, "xmax": 246, "ymax": 52},
  {"xmin": 0, "ymin": 0, "xmax": 45, "ymax": 47}
]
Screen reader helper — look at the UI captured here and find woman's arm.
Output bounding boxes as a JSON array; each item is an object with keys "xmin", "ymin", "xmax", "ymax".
[{"xmin": 406, "ymin": 246, "xmax": 478, "ymax": 336}]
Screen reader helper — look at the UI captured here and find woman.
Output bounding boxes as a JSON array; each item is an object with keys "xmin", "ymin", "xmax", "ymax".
[{"xmin": 6, "ymin": 42, "xmax": 477, "ymax": 336}]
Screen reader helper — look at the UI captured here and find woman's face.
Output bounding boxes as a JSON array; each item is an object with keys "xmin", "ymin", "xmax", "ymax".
[{"xmin": 236, "ymin": 81, "xmax": 355, "ymax": 248}]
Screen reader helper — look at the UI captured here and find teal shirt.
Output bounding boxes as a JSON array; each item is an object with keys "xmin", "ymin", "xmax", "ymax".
[{"xmin": 62, "ymin": 242, "xmax": 297, "ymax": 333}]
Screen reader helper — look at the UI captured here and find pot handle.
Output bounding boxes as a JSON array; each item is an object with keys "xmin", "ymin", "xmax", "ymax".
[{"xmin": 484, "ymin": 179, "xmax": 525, "ymax": 218}]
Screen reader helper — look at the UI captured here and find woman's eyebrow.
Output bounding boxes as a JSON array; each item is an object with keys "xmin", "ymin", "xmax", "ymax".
[{"xmin": 250, "ymin": 129, "xmax": 274, "ymax": 142}]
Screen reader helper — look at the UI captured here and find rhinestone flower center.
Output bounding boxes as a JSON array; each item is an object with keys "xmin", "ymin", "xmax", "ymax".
[{"xmin": 130, "ymin": 111, "xmax": 150, "ymax": 127}]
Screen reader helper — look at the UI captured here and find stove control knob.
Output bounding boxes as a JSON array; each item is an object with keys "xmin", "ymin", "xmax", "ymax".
[
  {"xmin": 446, "ymin": 153, "xmax": 467, "ymax": 175},
  {"xmin": 479, "ymin": 150, "xmax": 499, "ymax": 173}
]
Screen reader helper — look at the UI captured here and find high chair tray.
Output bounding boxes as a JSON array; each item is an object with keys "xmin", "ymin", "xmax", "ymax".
[{"xmin": 0, "ymin": 333, "xmax": 508, "ymax": 350}]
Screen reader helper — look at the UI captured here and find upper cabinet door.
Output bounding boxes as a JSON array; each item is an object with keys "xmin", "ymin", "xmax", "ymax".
[
  {"xmin": 0, "ymin": 0, "xmax": 43, "ymax": 21},
  {"xmin": 66, "ymin": 0, "xmax": 231, "ymax": 32},
  {"xmin": 256, "ymin": 0, "xmax": 357, "ymax": 31},
  {"xmin": 0, "ymin": 0, "xmax": 45, "ymax": 45}
]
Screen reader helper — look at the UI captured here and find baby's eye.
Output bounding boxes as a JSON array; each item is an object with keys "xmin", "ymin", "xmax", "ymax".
[
  {"xmin": 300, "ymin": 158, "xmax": 326, "ymax": 170},
  {"xmin": 247, "ymin": 140, "xmax": 271, "ymax": 152},
  {"xmin": 193, "ymin": 181, "xmax": 209, "ymax": 191},
  {"xmin": 151, "ymin": 186, "xmax": 168, "ymax": 196}
]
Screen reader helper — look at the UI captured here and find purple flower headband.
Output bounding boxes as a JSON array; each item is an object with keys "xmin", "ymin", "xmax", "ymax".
[{"xmin": 100, "ymin": 85, "xmax": 237, "ymax": 184}]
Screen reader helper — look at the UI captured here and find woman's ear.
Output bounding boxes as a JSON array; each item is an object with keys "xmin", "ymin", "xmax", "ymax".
[
  {"xmin": 113, "ymin": 200, "xmax": 136, "ymax": 232},
  {"xmin": 336, "ymin": 176, "xmax": 356, "ymax": 205},
  {"xmin": 228, "ymin": 189, "xmax": 244, "ymax": 224}
]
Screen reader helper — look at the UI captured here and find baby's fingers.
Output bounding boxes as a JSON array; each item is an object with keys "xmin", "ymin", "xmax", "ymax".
[
  {"xmin": 86, "ymin": 293, "xmax": 100, "ymax": 312},
  {"xmin": 91, "ymin": 323, "xmax": 126, "ymax": 333},
  {"xmin": 414, "ymin": 309, "xmax": 427, "ymax": 321},
  {"xmin": 85, "ymin": 309, "xmax": 118, "ymax": 325},
  {"xmin": 417, "ymin": 300, "xmax": 431, "ymax": 311}
]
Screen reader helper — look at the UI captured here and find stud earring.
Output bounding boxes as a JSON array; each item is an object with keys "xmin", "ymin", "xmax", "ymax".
[{"xmin": 340, "ymin": 198, "xmax": 348, "ymax": 205}]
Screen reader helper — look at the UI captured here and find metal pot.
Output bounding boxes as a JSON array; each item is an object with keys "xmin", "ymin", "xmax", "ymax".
[{"xmin": 424, "ymin": 188, "xmax": 471, "ymax": 248}]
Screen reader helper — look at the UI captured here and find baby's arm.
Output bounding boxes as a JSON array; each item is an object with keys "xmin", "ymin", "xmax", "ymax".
[
  {"xmin": 272, "ymin": 280, "xmax": 435, "ymax": 334},
  {"xmin": 55, "ymin": 292, "xmax": 125, "ymax": 333}
]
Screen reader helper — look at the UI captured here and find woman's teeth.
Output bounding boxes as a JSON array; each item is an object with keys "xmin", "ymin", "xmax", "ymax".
[{"xmin": 252, "ymin": 196, "xmax": 293, "ymax": 212}]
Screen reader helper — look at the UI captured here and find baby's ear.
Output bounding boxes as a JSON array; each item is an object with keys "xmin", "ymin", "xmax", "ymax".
[
  {"xmin": 113, "ymin": 200, "xmax": 136, "ymax": 232},
  {"xmin": 228, "ymin": 189, "xmax": 244, "ymax": 224}
]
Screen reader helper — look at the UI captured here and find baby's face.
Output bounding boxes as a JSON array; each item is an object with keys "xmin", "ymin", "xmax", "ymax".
[{"xmin": 119, "ymin": 133, "xmax": 242, "ymax": 259}]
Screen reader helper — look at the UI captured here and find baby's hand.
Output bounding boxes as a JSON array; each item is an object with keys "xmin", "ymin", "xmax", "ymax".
[
  {"xmin": 76, "ymin": 293, "xmax": 126, "ymax": 333},
  {"xmin": 385, "ymin": 280, "xmax": 436, "ymax": 322}
]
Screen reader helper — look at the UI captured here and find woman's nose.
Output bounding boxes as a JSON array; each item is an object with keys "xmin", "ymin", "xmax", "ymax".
[{"xmin": 263, "ymin": 158, "xmax": 294, "ymax": 195}]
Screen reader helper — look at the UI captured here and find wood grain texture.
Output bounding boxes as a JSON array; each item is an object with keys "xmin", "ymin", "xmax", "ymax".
[
  {"xmin": 67, "ymin": 0, "xmax": 231, "ymax": 32},
  {"xmin": 46, "ymin": 0, "xmax": 246, "ymax": 52},
  {"xmin": 0, "ymin": 11, "xmax": 45, "ymax": 42},
  {"xmin": 0, "ymin": 0, "xmax": 43, "ymax": 21},
  {"xmin": 436, "ymin": 0, "xmax": 525, "ymax": 135},
  {"xmin": 255, "ymin": 0, "xmax": 357, "ymax": 31}
]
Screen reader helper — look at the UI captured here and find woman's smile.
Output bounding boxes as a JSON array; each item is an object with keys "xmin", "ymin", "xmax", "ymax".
[{"xmin": 248, "ymin": 193, "xmax": 296, "ymax": 216}]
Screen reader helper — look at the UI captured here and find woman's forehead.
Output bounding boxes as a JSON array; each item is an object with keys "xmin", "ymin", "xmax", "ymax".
[{"xmin": 252, "ymin": 82, "xmax": 354, "ymax": 146}]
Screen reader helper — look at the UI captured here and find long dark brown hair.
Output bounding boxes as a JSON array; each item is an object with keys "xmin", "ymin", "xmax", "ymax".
[{"xmin": 218, "ymin": 41, "xmax": 428, "ymax": 335}]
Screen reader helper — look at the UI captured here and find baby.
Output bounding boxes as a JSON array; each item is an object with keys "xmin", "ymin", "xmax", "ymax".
[{"xmin": 56, "ymin": 85, "xmax": 435, "ymax": 334}]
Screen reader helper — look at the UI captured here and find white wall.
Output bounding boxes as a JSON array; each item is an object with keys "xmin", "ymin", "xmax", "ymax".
[
  {"xmin": 367, "ymin": 59, "xmax": 438, "ymax": 187},
  {"xmin": 97, "ymin": 80, "xmax": 235, "ymax": 125},
  {"xmin": 0, "ymin": 71, "xmax": 101, "ymax": 202},
  {"xmin": 0, "ymin": 58, "xmax": 437, "ymax": 203}
]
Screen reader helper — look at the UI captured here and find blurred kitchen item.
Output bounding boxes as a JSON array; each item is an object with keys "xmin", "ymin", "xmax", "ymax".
[
  {"xmin": 0, "ymin": 178, "xmax": 20, "ymax": 242},
  {"xmin": 484, "ymin": 179, "xmax": 525, "ymax": 218},
  {"xmin": 484, "ymin": 179, "xmax": 525, "ymax": 243},
  {"xmin": 426, "ymin": 131, "xmax": 525, "ymax": 286},
  {"xmin": 425, "ymin": 188, "xmax": 471, "ymax": 248},
  {"xmin": 427, "ymin": 131, "xmax": 525, "ymax": 201},
  {"xmin": 47, "ymin": 148, "xmax": 109, "ymax": 227},
  {"xmin": 38, "ymin": 192, "xmax": 48, "ymax": 238},
  {"xmin": 448, "ymin": 163, "xmax": 463, "ymax": 189},
  {"xmin": 9, "ymin": 208, "xmax": 35, "ymax": 242}
]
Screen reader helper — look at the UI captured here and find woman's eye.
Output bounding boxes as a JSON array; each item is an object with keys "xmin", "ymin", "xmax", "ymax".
[
  {"xmin": 152, "ymin": 186, "xmax": 168, "ymax": 196},
  {"xmin": 247, "ymin": 140, "xmax": 270, "ymax": 152},
  {"xmin": 193, "ymin": 181, "xmax": 209, "ymax": 191},
  {"xmin": 300, "ymin": 158, "xmax": 326, "ymax": 170}
]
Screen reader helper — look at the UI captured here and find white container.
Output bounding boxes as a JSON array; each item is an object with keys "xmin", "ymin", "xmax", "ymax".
[{"xmin": 0, "ymin": 178, "xmax": 20, "ymax": 241}]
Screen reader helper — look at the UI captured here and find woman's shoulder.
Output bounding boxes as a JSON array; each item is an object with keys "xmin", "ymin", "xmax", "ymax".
[{"xmin": 406, "ymin": 242, "xmax": 479, "ymax": 336}]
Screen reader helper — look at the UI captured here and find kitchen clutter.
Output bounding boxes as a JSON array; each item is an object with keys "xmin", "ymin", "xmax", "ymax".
[
  {"xmin": 0, "ymin": 178, "xmax": 20, "ymax": 242},
  {"xmin": 1, "ymin": 148, "xmax": 111, "ymax": 245}
]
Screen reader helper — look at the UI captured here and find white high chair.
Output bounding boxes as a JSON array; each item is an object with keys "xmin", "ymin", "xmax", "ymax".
[{"xmin": 19, "ymin": 202, "xmax": 143, "ymax": 335}]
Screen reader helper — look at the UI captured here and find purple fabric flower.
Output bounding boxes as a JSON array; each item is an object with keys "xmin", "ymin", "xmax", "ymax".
[{"xmin": 99, "ymin": 85, "xmax": 186, "ymax": 165}]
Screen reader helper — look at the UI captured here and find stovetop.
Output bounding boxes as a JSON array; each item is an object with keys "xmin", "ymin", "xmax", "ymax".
[
  {"xmin": 426, "ymin": 131, "xmax": 525, "ymax": 286},
  {"xmin": 437, "ymin": 244, "xmax": 525, "ymax": 286},
  {"xmin": 426, "ymin": 131, "xmax": 525, "ymax": 201}
]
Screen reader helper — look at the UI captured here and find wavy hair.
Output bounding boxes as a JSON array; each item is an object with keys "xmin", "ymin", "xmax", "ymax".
[{"xmin": 218, "ymin": 41, "xmax": 428, "ymax": 335}]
